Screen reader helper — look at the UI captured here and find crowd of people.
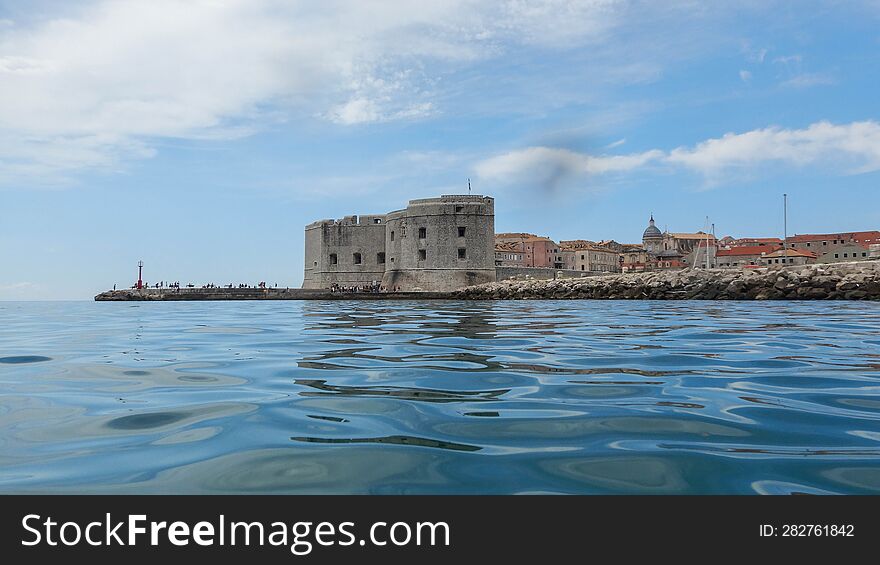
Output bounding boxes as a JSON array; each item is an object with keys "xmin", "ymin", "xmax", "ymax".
[
  {"xmin": 129, "ymin": 281, "xmax": 280, "ymax": 290},
  {"xmin": 125, "ymin": 280, "xmax": 391, "ymax": 293},
  {"xmin": 329, "ymin": 282, "xmax": 383, "ymax": 293},
  {"xmin": 130, "ymin": 281, "xmax": 184, "ymax": 289}
]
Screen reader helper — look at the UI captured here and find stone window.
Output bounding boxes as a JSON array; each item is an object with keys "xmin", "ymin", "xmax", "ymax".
[
  {"xmin": 581, "ymin": 265, "xmax": 584, "ymax": 271},
  {"xmin": 377, "ymin": 252, "xmax": 385, "ymax": 264},
  {"xmin": 418, "ymin": 227, "xmax": 426, "ymax": 239},
  {"xmin": 418, "ymin": 249, "xmax": 426, "ymax": 261},
  {"xmin": 863, "ymin": 253, "xmax": 868, "ymax": 257},
  {"xmin": 822, "ymin": 241, "xmax": 827, "ymax": 245},
  {"xmin": 390, "ymin": 257, "xmax": 394, "ymax": 262},
  {"xmin": 353, "ymin": 253, "xmax": 362, "ymax": 264},
  {"xmin": 835, "ymin": 253, "xmax": 839, "ymax": 258},
  {"xmin": 455, "ymin": 206, "xmax": 463, "ymax": 212},
  {"xmin": 390, "ymin": 231, "xmax": 395, "ymax": 241},
  {"xmin": 458, "ymin": 227, "xmax": 466, "ymax": 237},
  {"xmin": 373, "ymin": 218, "xmax": 381, "ymax": 224},
  {"xmin": 844, "ymin": 253, "xmax": 848, "ymax": 258},
  {"xmin": 329, "ymin": 253, "xmax": 337, "ymax": 265},
  {"xmin": 313, "ymin": 261, "xmax": 317, "ymax": 266},
  {"xmin": 458, "ymin": 248, "xmax": 466, "ymax": 259}
]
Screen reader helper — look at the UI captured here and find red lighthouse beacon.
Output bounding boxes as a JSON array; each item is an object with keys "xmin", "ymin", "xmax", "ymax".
[{"xmin": 136, "ymin": 260, "xmax": 144, "ymax": 289}]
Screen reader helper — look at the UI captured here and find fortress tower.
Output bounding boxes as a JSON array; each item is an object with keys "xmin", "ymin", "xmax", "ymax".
[
  {"xmin": 302, "ymin": 195, "xmax": 495, "ymax": 292},
  {"xmin": 383, "ymin": 195, "xmax": 495, "ymax": 292}
]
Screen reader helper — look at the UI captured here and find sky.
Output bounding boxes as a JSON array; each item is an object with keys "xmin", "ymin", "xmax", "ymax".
[{"xmin": 1, "ymin": 0, "xmax": 879, "ymax": 299}]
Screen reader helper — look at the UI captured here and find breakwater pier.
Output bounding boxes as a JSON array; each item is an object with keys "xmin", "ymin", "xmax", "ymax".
[
  {"xmin": 455, "ymin": 261, "xmax": 880, "ymax": 300},
  {"xmin": 94, "ymin": 288, "xmax": 453, "ymax": 301},
  {"xmin": 95, "ymin": 262, "xmax": 880, "ymax": 301}
]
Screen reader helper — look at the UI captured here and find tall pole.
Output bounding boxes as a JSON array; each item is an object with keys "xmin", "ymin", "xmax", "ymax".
[
  {"xmin": 711, "ymin": 222, "xmax": 715, "ymax": 269},
  {"xmin": 137, "ymin": 260, "xmax": 144, "ymax": 290},
  {"xmin": 783, "ymin": 193, "xmax": 788, "ymax": 247},
  {"xmin": 705, "ymin": 216, "xmax": 710, "ymax": 270},
  {"xmin": 783, "ymin": 193, "xmax": 789, "ymax": 265}
]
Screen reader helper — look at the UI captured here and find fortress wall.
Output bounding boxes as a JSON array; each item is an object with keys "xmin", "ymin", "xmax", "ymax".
[
  {"xmin": 382, "ymin": 196, "xmax": 496, "ymax": 292},
  {"xmin": 302, "ymin": 214, "xmax": 387, "ymax": 289}
]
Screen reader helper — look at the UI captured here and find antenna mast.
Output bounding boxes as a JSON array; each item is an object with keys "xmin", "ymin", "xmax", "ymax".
[
  {"xmin": 705, "ymin": 216, "xmax": 710, "ymax": 270},
  {"xmin": 783, "ymin": 193, "xmax": 788, "ymax": 249}
]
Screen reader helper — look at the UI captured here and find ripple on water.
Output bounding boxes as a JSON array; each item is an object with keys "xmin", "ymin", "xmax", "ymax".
[
  {"xmin": 2, "ymin": 299, "xmax": 880, "ymax": 494},
  {"xmin": 0, "ymin": 355, "xmax": 52, "ymax": 364}
]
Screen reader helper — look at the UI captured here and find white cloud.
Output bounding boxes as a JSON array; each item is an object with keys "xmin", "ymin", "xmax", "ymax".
[
  {"xmin": 773, "ymin": 54, "xmax": 802, "ymax": 65},
  {"xmin": 0, "ymin": 0, "xmax": 630, "ymax": 185},
  {"xmin": 494, "ymin": 0, "xmax": 622, "ymax": 48},
  {"xmin": 476, "ymin": 120, "xmax": 880, "ymax": 187},
  {"xmin": 739, "ymin": 69, "xmax": 752, "ymax": 82},
  {"xmin": 781, "ymin": 72, "xmax": 835, "ymax": 88},
  {"xmin": 667, "ymin": 120, "xmax": 880, "ymax": 175},
  {"xmin": 741, "ymin": 44, "xmax": 768, "ymax": 64}
]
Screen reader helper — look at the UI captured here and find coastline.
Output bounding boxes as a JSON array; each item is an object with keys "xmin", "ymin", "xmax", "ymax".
[
  {"xmin": 94, "ymin": 261, "xmax": 880, "ymax": 301},
  {"xmin": 454, "ymin": 261, "xmax": 880, "ymax": 300},
  {"xmin": 94, "ymin": 288, "xmax": 455, "ymax": 301}
]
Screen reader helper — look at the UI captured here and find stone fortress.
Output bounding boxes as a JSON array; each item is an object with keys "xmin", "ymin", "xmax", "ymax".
[
  {"xmin": 97, "ymin": 195, "xmax": 880, "ymax": 301},
  {"xmin": 303, "ymin": 194, "xmax": 880, "ymax": 293},
  {"xmin": 303, "ymin": 195, "xmax": 496, "ymax": 292}
]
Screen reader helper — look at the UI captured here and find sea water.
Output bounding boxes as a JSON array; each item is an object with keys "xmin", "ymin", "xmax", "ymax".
[{"xmin": 1, "ymin": 299, "xmax": 879, "ymax": 494}]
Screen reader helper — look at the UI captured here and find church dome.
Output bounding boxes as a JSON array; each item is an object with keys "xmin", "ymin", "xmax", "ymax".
[{"xmin": 643, "ymin": 216, "xmax": 662, "ymax": 239}]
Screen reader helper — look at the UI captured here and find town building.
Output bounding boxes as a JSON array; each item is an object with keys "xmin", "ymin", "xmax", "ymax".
[
  {"xmin": 494, "ymin": 241, "xmax": 525, "ymax": 266},
  {"xmin": 817, "ymin": 243, "xmax": 872, "ymax": 263},
  {"xmin": 595, "ymin": 240, "xmax": 626, "ymax": 253},
  {"xmin": 559, "ymin": 240, "xmax": 620, "ymax": 273},
  {"xmin": 303, "ymin": 195, "xmax": 495, "ymax": 291},
  {"xmin": 731, "ymin": 237, "xmax": 784, "ymax": 247},
  {"xmin": 760, "ymin": 248, "xmax": 818, "ymax": 267},
  {"xmin": 716, "ymin": 244, "xmax": 780, "ymax": 269},
  {"xmin": 642, "ymin": 216, "xmax": 663, "ymax": 255},
  {"xmin": 683, "ymin": 240, "xmax": 718, "ymax": 269},
  {"xmin": 619, "ymin": 244, "xmax": 650, "ymax": 272},
  {"xmin": 784, "ymin": 231, "xmax": 880, "ymax": 264},
  {"xmin": 494, "ymin": 233, "xmax": 563, "ymax": 268},
  {"xmin": 641, "ymin": 215, "xmax": 716, "ymax": 270}
]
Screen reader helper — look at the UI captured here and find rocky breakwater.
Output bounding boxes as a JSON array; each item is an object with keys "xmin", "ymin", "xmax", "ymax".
[{"xmin": 454, "ymin": 261, "xmax": 880, "ymax": 301}]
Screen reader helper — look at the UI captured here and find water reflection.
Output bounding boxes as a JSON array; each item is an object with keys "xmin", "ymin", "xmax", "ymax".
[
  {"xmin": 291, "ymin": 435, "xmax": 482, "ymax": 452},
  {"xmin": 0, "ymin": 355, "xmax": 52, "ymax": 364},
  {"xmin": 1, "ymin": 299, "xmax": 880, "ymax": 493},
  {"xmin": 294, "ymin": 379, "xmax": 509, "ymax": 402}
]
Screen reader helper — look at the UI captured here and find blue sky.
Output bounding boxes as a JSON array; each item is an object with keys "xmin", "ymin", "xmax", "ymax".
[{"xmin": 1, "ymin": 0, "xmax": 879, "ymax": 299}]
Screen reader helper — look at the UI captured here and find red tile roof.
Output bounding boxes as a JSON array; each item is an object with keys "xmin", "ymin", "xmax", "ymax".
[
  {"xmin": 558, "ymin": 239, "xmax": 599, "ymax": 250},
  {"xmin": 494, "ymin": 241, "xmax": 522, "ymax": 252},
  {"xmin": 735, "ymin": 237, "xmax": 784, "ymax": 245},
  {"xmin": 670, "ymin": 232, "xmax": 716, "ymax": 240},
  {"xmin": 717, "ymin": 245, "xmax": 781, "ymax": 257},
  {"xmin": 787, "ymin": 231, "xmax": 880, "ymax": 244},
  {"xmin": 495, "ymin": 233, "xmax": 555, "ymax": 242}
]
